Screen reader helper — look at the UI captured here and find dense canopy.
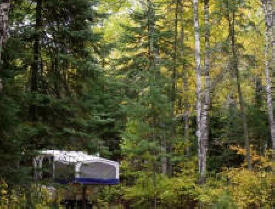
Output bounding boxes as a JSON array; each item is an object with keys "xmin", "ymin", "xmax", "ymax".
[{"xmin": 0, "ymin": 0, "xmax": 274, "ymax": 208}]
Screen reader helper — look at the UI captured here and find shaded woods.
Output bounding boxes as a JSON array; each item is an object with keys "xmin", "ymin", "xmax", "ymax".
[{"xmin": 0, "ymin": 0, "xmax": 273, "ymax": 208}]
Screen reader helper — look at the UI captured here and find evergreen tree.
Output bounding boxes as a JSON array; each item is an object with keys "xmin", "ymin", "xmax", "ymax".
[
  {"xmin": 0, "ymin": 0, "xmax": 273, "ymax": 208},
  {"xmin": 0, "ymin": 0, "xmax": 123, "ymax": 188},
  {"xmin": 116, "ymin": 1, "xmax": 174, "ymax": 206}
]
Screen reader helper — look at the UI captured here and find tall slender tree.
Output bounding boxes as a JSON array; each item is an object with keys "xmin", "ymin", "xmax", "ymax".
[
  {"xmin": 0, "ymin": 0, "xmax": 10, "ymax": 92},
  {"xmin": 261, "ymin": 0, "xmax": 274, "ymax": 151},
  {"xmin": 192, "ymin": 0, "xmax": 203, "ymax": 181},
  {"xmin": 179, "ymin": 0, "xmax": 190, "ymax": 152},
  {"xmin": 271, "ymin": 0, "xmax": 275, "ymax": 151},
  {"xmin": 29, "ymin": 0, "xmax": 42, "ymax": 122},
  {"xmin": 227, "ymin": 0, "xmax": 251, "ymax": 169},
  {"xmin": 199, "ymin": 0, "xmax": 211, "ymax": 183},
  {"xmin": 167, "ymin": 0, "xmax": 179, "ymax": 177}
]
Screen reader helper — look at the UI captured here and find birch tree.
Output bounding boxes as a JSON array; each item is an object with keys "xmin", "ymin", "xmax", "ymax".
[
  {"xmin": 272, "ymin": 0, "xmax": 275, "ymax": 151},
  {"xmin": 172, "ymin": 0, "xmax": 178, "ymax": 134},
  {"xmin": 261, "ymin": 0, "xmax": 275, "ymax": 152},
  {"xmin": 192, "ymin": 0, "xmax": 204, "ymax": 181},
  {"xmin": 199, "ymin": 0, "xmax": 211, "ymax": 183},
  {"xmin": 0, "ymin": 0, "xmax": 10, "ymax": 92}
]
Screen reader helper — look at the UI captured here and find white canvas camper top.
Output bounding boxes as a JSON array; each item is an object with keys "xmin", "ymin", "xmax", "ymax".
[{"xmin": 33, "ymin": 150, "xmax": 119, "ymax": 185}]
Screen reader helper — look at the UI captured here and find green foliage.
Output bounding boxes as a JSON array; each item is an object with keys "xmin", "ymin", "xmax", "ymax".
[
  {"xmin": 0, "ymin": 0, "xmax": 273, "ymax": 208},
  {"xmin": 212, "ymin": 192, "xmax": 238, "ymax": 209}
]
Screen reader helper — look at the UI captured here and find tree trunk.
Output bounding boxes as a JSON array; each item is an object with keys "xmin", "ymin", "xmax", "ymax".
[
  {"xmin": 147, "ymin": 0, "xmax": 160, "ymax": 75},
  {"xmin": 30, "ymin": 0, "xmax": 42, "ymax": 121},
  {"xmin": 0, "ymin": 0, "xmax": 10, "ymax": 61},
  {"xmin": 199, "ymin": 0, "xmax": 211, "ymax": 184},
  {"xmin": 179, "ymin": 0, "xmax": 190, "ymax": 154},
  {"xmin": 161, "ymin": 135, "xmax": 167, "ymax": 174},
  {"xmin": 147, "ymin": 0, "xmax": 155, "ymax": 69},
  {"xmin": 255, "ymin": 76, "xmax": 263, "ymax": 108},
  {"xmin": 166, "ymin": 0, "xmax": 179, "ymax": 177},
  {"xmin": 229, "ymin": 5, "xmax": 251, "ymax": 169},
  {"xmin": 193, "ymin": 0, "xmax": 203, "ymax": 179},
  {"xmin": 262, "ymin": 0, "xmax": 275, "ymax": 150},
  {"xmin": 82, "ymin": 185, "xmax": 87, "ymax": 209},
  {"xmin": 172, "ymin": 0, "xmax": 178, "ymax": 119},
  {"xmin": 146, "ymin": 0, "xmax": 167, "ymax": 176},
  {"xmin": 271, "ymin": 0, "xmax": 275, "ymax": 180},
  {"xmin": 271, "ymin": 0, "xmax": 275, "ymax": 151},
  {"xmin": 0, "ymin": 0, "xmax": 11, "ymax": 92}
]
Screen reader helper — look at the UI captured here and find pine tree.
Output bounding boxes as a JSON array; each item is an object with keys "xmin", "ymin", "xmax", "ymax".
[
  {"xmin": 117, "ymin": 1, "xmax": 174, "ymax": 206},
  {"xmin": 0, "ymin": 0, "xmax": 123, "ymax": 187},
  {"xmin": 226, "ymin": 0, "xmax": 251, "ymax": 169}
]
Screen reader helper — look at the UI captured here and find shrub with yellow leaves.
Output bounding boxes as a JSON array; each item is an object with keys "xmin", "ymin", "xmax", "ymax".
[{"xmin": 221, "ymin": 146, "xmax": 273, "ymax": 208}]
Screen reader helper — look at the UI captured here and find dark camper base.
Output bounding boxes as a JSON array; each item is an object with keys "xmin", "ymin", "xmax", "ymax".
[{"xmin": 60, "ymin": 200, "xmax": 93, "ymax": 209}]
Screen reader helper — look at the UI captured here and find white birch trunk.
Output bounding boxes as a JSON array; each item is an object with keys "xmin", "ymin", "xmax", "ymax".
[
  {"xmin": 0, "ymin": 1, "xmax": 10, "ymax": 92},
  {"xmin": 271, "ymin": 0, "xmax": 275, "ymax": 151},
  {"xmin": 262, "ymin": 0, "xmax": 275, "ymax": 150},
  {"xmin": 199, "ymin": 0, "xmax": 210, "ymax": 183},
  {"xmin": 0, "ymin": 1, "xmax": 10, "ymax": 61},
  {"xmin": 193, "ymin": 0, "xmax": 202, "ymax": 178},
  {"xmin": 270, "ymin": 1, "xmax": 275, "ymax": 183}
]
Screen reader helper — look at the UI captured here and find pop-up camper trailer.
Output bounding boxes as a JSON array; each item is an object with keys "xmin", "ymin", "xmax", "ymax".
[{"xmin": 33, "ymin": 150, "xmax": 119, "ymax": 208}]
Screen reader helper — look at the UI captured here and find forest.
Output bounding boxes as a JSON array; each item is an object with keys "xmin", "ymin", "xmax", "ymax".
[{"xmin": 0, "ymin": 0, "xmax": 274, "ymax": 208}]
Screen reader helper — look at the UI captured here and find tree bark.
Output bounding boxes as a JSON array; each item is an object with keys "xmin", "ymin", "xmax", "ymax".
[
  {"xmin": 165, "ymin": 0, "xmax": 179, "ymax": 177},
  {"xmin": 193, "ymin": 0, "xmax": 203, "ymax": 179},
  {"xmin": 228, "ymin": 4, "xmax": 251, "ymax": 169},
  {"xmin": 82, "ymin": 185, "xmax": 87, "ymax": 209},
  {"xmin": 0, "ymin": 0, "xmax": 10, "ymax": 61},
  {"xmin": 146, "ymin": 0, "xmax": 160, "ymax": 75},
  {"xmin": 147, "ymin": 0, "xmax": 155, "ymax": 69},
  {"xmin": 161, "ymin": 135, "xmax": 167, "ymax": 174},
  {"xmin": 255, "ymin": 76, "xmax": 263, "ymax": 108},
  {"xmin": 30, "ymin": 0, "xmax": 42, "ymax": 121},
  {"xmin": 262, "ymin": 0, "xmax": 275, "ymax": 150},
  {"xmin": 172, "ymin": 0, "xmax": 178, "ymax": 117},
  {"xmin": 199, "ymin": 0, "xmax": 211, "ymax": 184},
  {"xmin": 271, "ymin": 0, "xmax": 275, "ymax": 151},
  {"xmin": 179, "ymin": 0, "xmax": 190, "ymax": 154},
  {"xmin": 270, "ymin": 0, "xmax": 275, "ymax": 183},
  {"xmin": 0, "ymin": 0, "xmax": 11, "ymax": 92},
  {"xmin": 146, "ymin": 0, "xmax": 168, "ymax": 176}
]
